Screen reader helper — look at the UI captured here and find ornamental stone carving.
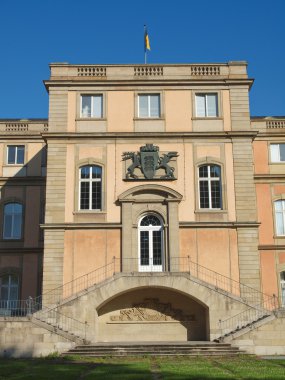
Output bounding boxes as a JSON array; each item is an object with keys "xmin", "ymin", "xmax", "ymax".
[
  {"xmin": 110, "ymin": 298, "xmax": 195, "ymax": 322},
  {"xmin": 122, "ymin": 144, "xmax": 178, "ymax": 180}
]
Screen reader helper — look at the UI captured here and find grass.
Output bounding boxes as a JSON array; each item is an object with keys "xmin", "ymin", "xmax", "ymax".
[{"xmin": 1, "ymin": 356, "xmax": 285, "ymax": 379}]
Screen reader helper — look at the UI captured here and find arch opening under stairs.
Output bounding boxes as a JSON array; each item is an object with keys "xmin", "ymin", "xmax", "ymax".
[{"xmin": 96, "ymin": 286, "xmax": 209, "ymax": 342}]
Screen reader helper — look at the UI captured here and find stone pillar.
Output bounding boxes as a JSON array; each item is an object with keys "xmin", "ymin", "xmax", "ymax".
[
  {"xmin": 121, "ymin": 201, "xmax": 135, "ymax": 272},
  {"xmin": 42, "ymin": 143, "xmax": 67, "ymax": 302},
  {"xmin": 167, "ymin": 200, "xmax": 180, "ymax": 272},
  {"xmin": 232, "ymin": 138, "xmax": 261, "ymax": 292}
]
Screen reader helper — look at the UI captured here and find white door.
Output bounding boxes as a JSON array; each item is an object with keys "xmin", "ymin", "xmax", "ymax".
[{"xmin": 139, "ymin": 215, "xmax": 163, "ymax": 272}]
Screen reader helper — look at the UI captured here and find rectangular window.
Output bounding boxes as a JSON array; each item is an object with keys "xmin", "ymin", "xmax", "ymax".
[
  {"xmin": 7, "ymin": 146, "xmax": 25, "ymax": 164},
  {"xmin": 195, "ymin": 93, "xmax": 218, "ymax": 117},
  {"xmin": 138, "ymin": 94, "xmax": 160, "ymax": 118},
  {"xmin": 270, "ymin": 144, "xmax": 285, "ymax": 162},
  {"xmin": 81, "ymin": 95, "xmax": 103, "ymax": 118}
]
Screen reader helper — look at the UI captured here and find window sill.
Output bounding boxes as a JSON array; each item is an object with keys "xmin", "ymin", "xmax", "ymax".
[
  {"xmin": 195, "ymin": 209, "xmax": 227, "ymax": 214},
  {"xmin": 73, "ymin": 211, "xmax": 106, "ymax": 215},
  {"xmin": 3, "ymin": 164, "xmax": 25, "ymax": 167},
  {"xmin": 76, "ymin": 118, "xmax": 106, "ymax": 121},
  {"xmin": 1, "ymin": 238, "xmax": 23, "ymax": 242},
  {"xmin": 134, "ymin": 117, "xmax": 164, "ymax": 121},
  {"xmin": 192, "ymin": 117, "xmax": 223, "ymax": 121}
]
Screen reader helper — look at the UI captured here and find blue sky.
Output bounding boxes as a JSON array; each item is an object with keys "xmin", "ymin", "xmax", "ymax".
[{"xmin": 0, "ymin": 0, "xmax": 284, "ymax": 118}]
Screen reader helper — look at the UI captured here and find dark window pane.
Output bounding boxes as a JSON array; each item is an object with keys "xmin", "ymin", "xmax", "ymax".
[
  {"xmin": 210, "ymin": 165, "xmax": 220, "ymax": 178},
  {"xmin": 141, "ymin": 215, "xmax": 161, "ymax": 226},
  {"xmin": 80, "ymin": 182, "xmax": 89, "ymax": 209},
  {"xmin": 140, "ymin": 231, "xmax": 149, "ymax": 265},
  {"xmin": 92, "ymin": 166, "xmax": 102, "ymax": 179},
  {"xmin": 211, "ymin": 181, "xmax": 221, "ymax": 208},
  {"xmin": 8, "ymin": 146, "xmax": 16, "ymax": 164},
  {"xmin": 199, "ymin": 181, "xmax": 209, "ymax": 208},
  {"xmin": 80, "ymin": 166, "xmax": 90, "ymax": 179},
  {"xmin": 92, "ymin": 182, "xmax": 102, "ymax": 210},
  {"xmin": 152, "ymin": 231, "xmax": 162, "ymax": 265},
  {"xmin": 16, "ymin": 146, "xmax": 25, "ymax": 164},
  {"xmin": 199, "ymin": 166, "xmax": 208, "ymax": 178}
]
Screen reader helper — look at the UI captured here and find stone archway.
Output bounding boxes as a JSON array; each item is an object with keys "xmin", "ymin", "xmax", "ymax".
[{"xmin": 97, "ymin": 287, "xmax": 209, "ymax": 342}]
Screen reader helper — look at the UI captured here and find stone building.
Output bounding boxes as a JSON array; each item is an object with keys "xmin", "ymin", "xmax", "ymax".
[{"xmin": 0, "ymin": 62, "xmax": 285, "ymax": 356}]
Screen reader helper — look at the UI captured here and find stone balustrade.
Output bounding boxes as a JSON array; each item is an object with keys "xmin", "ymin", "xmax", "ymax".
[
  {"xmin": 0, "ymin": 120, "xmax": 48, "ymax": 133},
  {"xmin": 48, "ymin": 61, "xmax": 248, "ymax": 81}
]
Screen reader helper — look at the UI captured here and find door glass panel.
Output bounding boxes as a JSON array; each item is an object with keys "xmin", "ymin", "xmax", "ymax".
[
  {"xmin": 152, "ymin": 231, "xmax": 162, "ymax": 265},
  {"xmin": 140, "ymin": 231, "xmax": 149, "ymax": 266}
]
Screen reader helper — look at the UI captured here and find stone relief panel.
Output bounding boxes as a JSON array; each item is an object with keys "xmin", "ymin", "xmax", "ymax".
[{"xmin": 110, "ymin": 298, "xmax": 196, "ymax": 322}]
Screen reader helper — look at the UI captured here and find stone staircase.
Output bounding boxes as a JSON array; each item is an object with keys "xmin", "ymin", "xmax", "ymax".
[{"xmin": 61, "ymin": 342, "xmax": 247, "ymax": 357}]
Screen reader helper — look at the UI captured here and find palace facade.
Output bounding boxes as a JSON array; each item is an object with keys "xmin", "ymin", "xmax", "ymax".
[{"xmin": 1, "ymin": 62, "xmax": 285, "ymax": 356}]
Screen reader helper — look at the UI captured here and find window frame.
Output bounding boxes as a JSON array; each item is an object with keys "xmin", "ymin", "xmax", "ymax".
[
  {"xmin": 78, "ymin": 165, "xmax": 103, "ymax": 211},
  {"xmin": 274, "ymin": 199, "xmax": 285, "ymax": 236},
  {"xmin": 6, "ymin": 145, "xmax": 25, "ymax": 165},
  {"xmin": 194, "ymin": 92, "xmax": 220, "ymax": 118},
  {"xmin": 270, "ymin": 143, "xmax": 285, "ymax": 163},
  {"xmin": 198, "ymin": 164, "xmax": 222, "ymax": 210},
  {"xmin": 137, "ymin": 93, "xmax": 162, "ymax": 119},
  {"xmin": 80, "ymin": 94, "xmax": 104, "ymax": 119},
  {"xmin": 3, "ymin": 202, "xmax": 23, "ymax": 240},
  {"xmin": 0, "ymin": 273, "xmax": 19, "ymax": 305}
]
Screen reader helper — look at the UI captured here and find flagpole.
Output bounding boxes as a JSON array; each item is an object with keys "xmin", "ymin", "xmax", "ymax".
[{"xmin": 144, "ymin": 25, "xmax": 147, "ymax": 64}]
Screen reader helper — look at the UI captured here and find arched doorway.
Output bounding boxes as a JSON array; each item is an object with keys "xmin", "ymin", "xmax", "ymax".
[{"xmin": 138, "ymin": 214, "xmax": 163, "ymax": 272}]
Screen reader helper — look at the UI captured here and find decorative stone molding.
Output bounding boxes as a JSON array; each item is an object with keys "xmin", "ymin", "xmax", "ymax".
[
  {"xmin": 77, "ymin": 67, "xmax": 106, "ymax": 77},
  {"xmin": 134, "ymin": 66, "xmax": 163, "ymax": 76},
  {"xmin": 191, "ymin": 65, "xmax": 220, "ymax": 76},
  {"xmin": 110, "ymin": 298, "xmax": 196, "ymax": 322}
]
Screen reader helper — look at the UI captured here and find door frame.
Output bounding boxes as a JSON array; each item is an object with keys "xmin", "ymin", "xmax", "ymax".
[{"xmin": 138, "ymin": 214, "xmax": 164, "ymax": 272}]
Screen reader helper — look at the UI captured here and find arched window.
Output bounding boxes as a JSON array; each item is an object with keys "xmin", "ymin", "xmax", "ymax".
[
  {"xmin": 274, "ymin": 200, "xmax": 285, "ymax": 236},
  {"xmin": 0, "ymin": 274, "xmax": 19, "ymax": 308},
  {"xmin": 198, "ymin": 164, "xmax": 222, "ymax": 209},
  {"xmin": 3, "ymin": 203, "xmax": 23, "ymax": 239},
  {"xmin": 79, "ymin": 165, "xmax": 102, "ymax": 210}
]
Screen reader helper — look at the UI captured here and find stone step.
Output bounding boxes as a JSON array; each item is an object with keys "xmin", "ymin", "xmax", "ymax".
[{"xmin": 62, "ymin": 342, "xmax": 245, "ymax": 357}]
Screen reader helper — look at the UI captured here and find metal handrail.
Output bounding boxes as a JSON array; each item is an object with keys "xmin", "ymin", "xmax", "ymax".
[
  {"xmin": 218, "ymin": 295, "xmax": 278, "ymax": 339},
  {"xmin": 32, "ymin": 256, "xmax": 273, "ymax": 309},
  {"xmin": 0, "ymin": 298, "xmax": 88, "ymax": 341}
]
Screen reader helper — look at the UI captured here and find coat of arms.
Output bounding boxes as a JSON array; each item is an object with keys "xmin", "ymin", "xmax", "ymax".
[{"xmin": 122, "ymin": 144, "xmax": 178, "ymax": 180}]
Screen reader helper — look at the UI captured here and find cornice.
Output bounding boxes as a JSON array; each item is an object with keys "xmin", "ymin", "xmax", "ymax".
[
  {"xmin": 0, "ymin": 177, "xmax": 46, "ymax": 185},
  {"xmin": 179, "ymin": 222, "xmax": 260, "ymax": 228},
  {"xmin": 42, "ymin": 131, "xmax": 258, "ymax": 141},
  {"xmin": 41, "ymin": 223, "xmax": 122, "ymax": 229},
  {"xmin": 44, "ymin": 78, "xmax": 254, "ymax": 91},
  {"xmin": 254, "ymin": 174, "xmax": 285, "ymax": 182},
  {"xmin": 258, "ymin": 245, "xmax": 285, "ymax": 250}
]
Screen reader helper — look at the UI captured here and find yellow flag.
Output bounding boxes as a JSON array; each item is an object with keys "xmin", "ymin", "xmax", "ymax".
[{"xmin": 144, "ymin": 28, "xmax": 151, "ymax": 51}]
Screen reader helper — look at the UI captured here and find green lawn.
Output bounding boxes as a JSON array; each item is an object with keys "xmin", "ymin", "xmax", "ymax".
[{"xmin": 1, "ymin": 356, "xmax": 285, "ymax": 380}]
